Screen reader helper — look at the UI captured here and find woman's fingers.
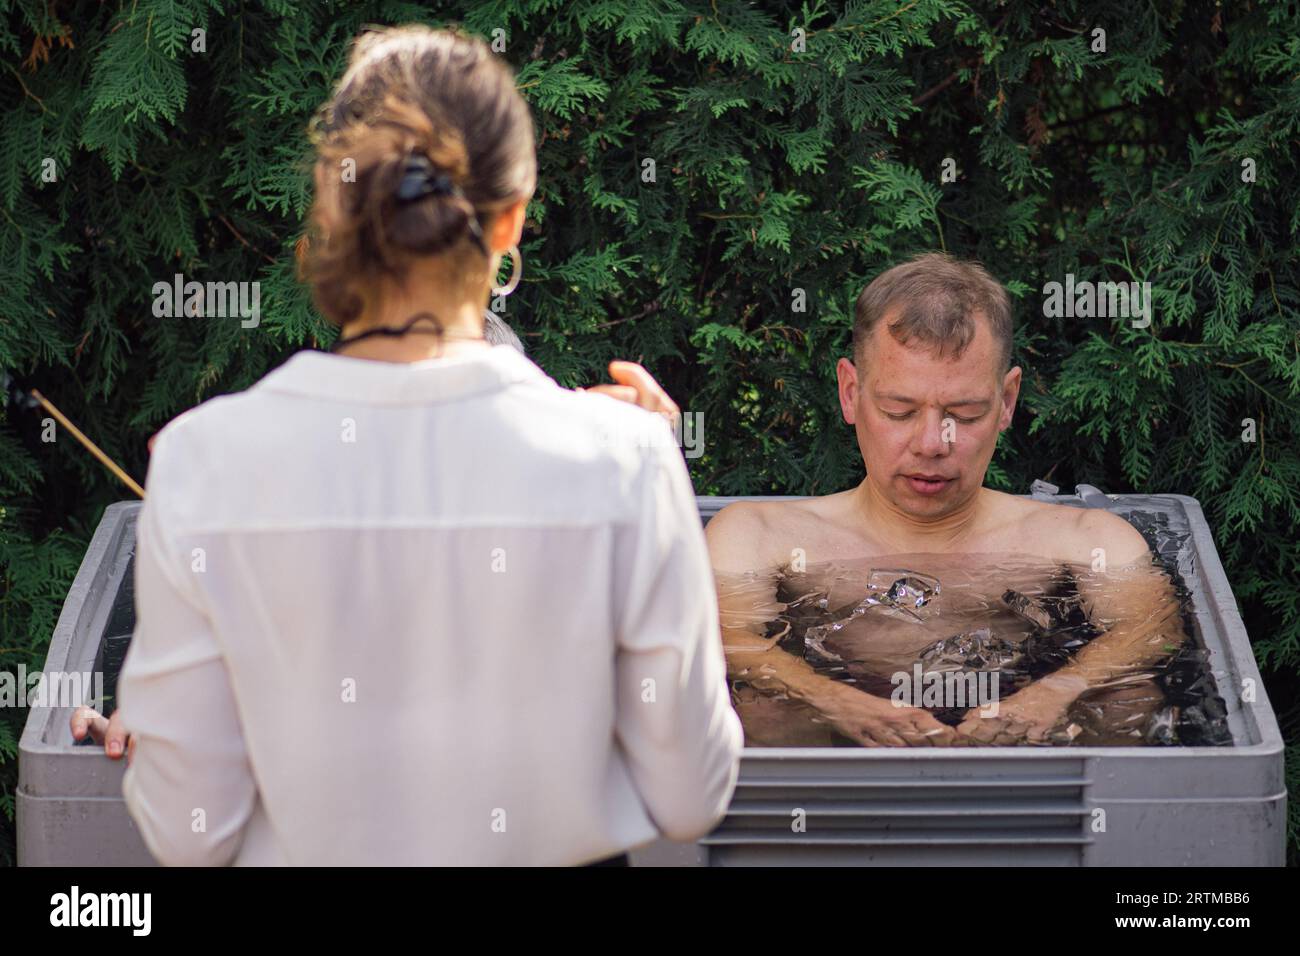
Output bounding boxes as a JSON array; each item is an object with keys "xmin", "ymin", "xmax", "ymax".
[
  {"xmin": 577, "ymin": 362, "xmax": 681, "ymax": 429},
  {"xmin": 606, "ymin": 361, "xmax": 680, "ymax": 421},
  {"xmin": 105, "ymin": 710, "xmax": 129, "ymax": 759},
  {"xmin": 69, "ymin": 705, "xmax": 130, "ymax": 759},
  {"xmin": 70, "ymin": 705, "xmax": 109, "ymax": 745},
  {"xmin": 580, "ymin": 384, "xmax": 639, "ymax": 404}
]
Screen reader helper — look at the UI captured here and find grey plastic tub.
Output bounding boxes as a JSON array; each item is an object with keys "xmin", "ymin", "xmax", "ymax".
[{"xmin": 17, "ymin": 488, "xmax": 1286, "ymax": 866}]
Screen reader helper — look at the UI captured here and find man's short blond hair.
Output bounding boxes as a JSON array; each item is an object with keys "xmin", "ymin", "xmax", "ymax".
[{"xmin": 852, "ymin": 252, "xmax": 1013, "ymax": 373}]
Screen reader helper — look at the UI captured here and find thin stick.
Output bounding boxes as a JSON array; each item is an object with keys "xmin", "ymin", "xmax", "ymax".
[{"xmin": 28, "ymin": 389, "xmax": 146, "ymax": 499}]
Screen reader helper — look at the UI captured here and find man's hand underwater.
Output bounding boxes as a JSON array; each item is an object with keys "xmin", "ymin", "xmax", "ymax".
[
  {"xmin": 955, "ymin": 679, "xmax": 1080, "ymax": 745},
  {"xmin": 818, "ymin": 683, "xmax": 964, "ymax": 747}
]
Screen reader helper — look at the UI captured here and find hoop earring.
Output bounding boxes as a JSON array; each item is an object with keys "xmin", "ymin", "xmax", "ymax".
[{"xmin": 492, "ymin": 244, "xmax": 522, "ymax": 297}]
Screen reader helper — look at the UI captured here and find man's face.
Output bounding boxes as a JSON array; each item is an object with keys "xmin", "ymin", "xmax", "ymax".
[{"xmin": 836, "ymin": 307, "xmax": 1021, "ymax": 519}]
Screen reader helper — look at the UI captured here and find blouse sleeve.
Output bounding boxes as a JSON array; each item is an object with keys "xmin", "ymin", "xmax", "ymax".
[
  {"xmin": 610, "ymin": 421, "xmax": 743, "ymax": 841},
  {"xmin": 119, "ymin": 433, "xmax": 258, "ymax": 866}
]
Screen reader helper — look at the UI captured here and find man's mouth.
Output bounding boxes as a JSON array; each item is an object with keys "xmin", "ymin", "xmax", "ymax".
[{"xmin": 903, "ymin": 474, "xmax": 953, "ymax": 495}]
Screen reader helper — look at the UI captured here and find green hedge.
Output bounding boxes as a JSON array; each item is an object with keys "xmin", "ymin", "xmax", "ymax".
[{"xmin": 2, "ymin": 0, "xmax": 1297, "ymax": 865}]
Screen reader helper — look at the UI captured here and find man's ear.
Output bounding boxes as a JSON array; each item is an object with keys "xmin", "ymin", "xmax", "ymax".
[
  {"xmin": 837, "ymin": 356, "xmax": 859, "ymax": 425},
  {"xmin": 998, "ymin": 365, "xmax": 1022, "ymax": 430}
]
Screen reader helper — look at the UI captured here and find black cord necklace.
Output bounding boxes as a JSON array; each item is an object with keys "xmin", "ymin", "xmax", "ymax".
[{"xmin": 329, "ymin": 312, "xmax": 487, "ymax": 354}]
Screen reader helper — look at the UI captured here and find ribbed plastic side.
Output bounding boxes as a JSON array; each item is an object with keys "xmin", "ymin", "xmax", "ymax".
[{"xmin": 700, "ymin": 754, "xmax": 1090, "ymax": 865}]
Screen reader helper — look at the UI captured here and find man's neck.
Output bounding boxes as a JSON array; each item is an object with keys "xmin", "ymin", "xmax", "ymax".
[{"xmin": 850, "ymin": 476, "xmax": 988, "ymax": 554}]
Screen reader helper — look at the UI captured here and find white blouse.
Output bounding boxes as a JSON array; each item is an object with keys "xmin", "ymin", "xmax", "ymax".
[{"xmin": 119, "ymin": 345, "xmax": 742, "ymax": 865}]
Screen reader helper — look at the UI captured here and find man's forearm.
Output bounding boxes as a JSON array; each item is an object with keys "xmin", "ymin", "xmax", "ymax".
[
  {"xmin": 723, "ymin": 629, "xmax": 842, "ymax": 706},
  {"xmin": 1039, "ymin": 596, "xmax": 1184, "ymax": 690}
]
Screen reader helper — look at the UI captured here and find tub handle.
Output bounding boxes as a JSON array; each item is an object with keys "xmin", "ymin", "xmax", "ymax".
[
  {"xmin": 1074, "ymin": 483, "xmax": 1113, "ymax": 508},
  {"xmin": 1028, "ymin": 479, "xmax": 1059, "ymax": 499}
]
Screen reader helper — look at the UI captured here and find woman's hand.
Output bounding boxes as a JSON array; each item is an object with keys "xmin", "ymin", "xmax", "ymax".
[
  {"xmin": 578, "ymin": 361, "xmax": 680, "ymax": 426},
  {"xmin": 70, "ymin": 705, "xmax": 134, "ymax": 763}
]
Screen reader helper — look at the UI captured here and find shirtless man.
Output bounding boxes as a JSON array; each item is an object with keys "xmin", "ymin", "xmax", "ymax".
[{"xmin": 706, "ymin": 253, "xmax": 1184, "ymax": 747}]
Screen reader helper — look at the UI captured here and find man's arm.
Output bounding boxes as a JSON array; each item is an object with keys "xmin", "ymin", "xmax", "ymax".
[
  {"xmin": 705, "ymin": 503, "xmax": 957, "ymax": 747},
  {"xmin": 1050, "ymin": 509, "xmax": 1185, "ymax": 690},
  {"xmin": 705, "ymin": 503, "xmax": 841, "ymax": 690},
  {"xmin": 958, "ymin": 509, "xmax": 1184, "ymax": 744}
]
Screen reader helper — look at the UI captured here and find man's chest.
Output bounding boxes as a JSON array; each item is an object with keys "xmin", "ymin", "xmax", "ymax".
[{"xmin": 777, "ymin": 558, "xmax": 1076, "ymax": 671}]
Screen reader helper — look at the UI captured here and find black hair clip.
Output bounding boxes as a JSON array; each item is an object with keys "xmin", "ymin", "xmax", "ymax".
[
  {"xmin": 395, "ymin": 154, "xmax": 456, "ymax": 202},
  {"xmin": 392, "ymin": 153, "xmax": 490, "ymax": 256}
]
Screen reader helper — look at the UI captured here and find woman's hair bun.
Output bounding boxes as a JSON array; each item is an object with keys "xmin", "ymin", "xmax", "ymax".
[{"xmin": 302, "ymin": 25, "xmax": 538, "ymax": 328}]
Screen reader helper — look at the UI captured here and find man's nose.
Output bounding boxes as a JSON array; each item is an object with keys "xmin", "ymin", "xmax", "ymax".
[{"xmin": 911, "ymin": 411, "xmax": 953, "ymax": 457}]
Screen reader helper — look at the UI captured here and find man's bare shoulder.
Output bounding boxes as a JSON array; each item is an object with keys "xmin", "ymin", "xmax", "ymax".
[
  {"xmin": 705, "ymin": 495, "xmax": 843, "ymax": 573},
  {"xmin": 1068, "ymin": 505, "xmax": 1152, "ymax": 568},
  {"xmin": 704, "ymin": 499, "xmax": 789, "ymax": 574},
  {"xmin": 982, "ymin": 490, "xmax": 1151, "ymax": 567}
]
